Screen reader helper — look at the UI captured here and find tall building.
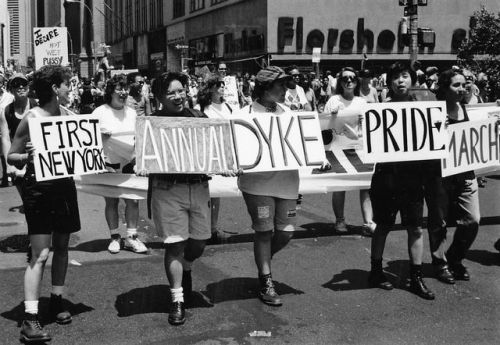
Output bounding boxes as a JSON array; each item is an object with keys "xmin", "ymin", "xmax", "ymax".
[
  {"xmin": 5, "ymin": 0, "xmax": 36, "ymax": 70},
  {"xmin": 0, "ymin": 0, "xmax": 11, "ymax": 67},
  {"xmin": 106, "ymin": 0, "xmax": 499, "ymax": 76}
]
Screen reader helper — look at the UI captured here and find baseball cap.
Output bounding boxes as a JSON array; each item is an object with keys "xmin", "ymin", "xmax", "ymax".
[
  {"xmin": 10, "ymin": 73, "xmax": 28, "ymax": 83},
  {"xmin": 255, "ymin": 66, "xmax": 292, "ymax": 83}
]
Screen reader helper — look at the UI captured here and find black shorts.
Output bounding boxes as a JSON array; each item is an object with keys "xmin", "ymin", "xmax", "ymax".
[
  {"xmin": 21, "ymin": 174, "xmax": 81, "ymax": 235},
  {"xmin": 370, "ymin": 161, "xmax": 428, "ymax": 228}
]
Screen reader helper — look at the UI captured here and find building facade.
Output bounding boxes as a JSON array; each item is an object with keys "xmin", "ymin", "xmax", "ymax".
[{"xmin": 106, "ymin": 0, "xmax": 500, "ymax": 76}]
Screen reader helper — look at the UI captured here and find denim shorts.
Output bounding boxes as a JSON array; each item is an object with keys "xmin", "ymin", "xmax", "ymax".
[{"xmin": 242, "ymin": 192, "xmax": 297, "ymax": 232}]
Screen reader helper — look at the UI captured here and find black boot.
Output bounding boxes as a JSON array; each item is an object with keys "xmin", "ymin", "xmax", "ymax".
[
  {"xmin": 432, "ymin": 259, "xmax": 455, "ymax": 285},
  {"xmin": 409, "ymin": 265, "xmax": 435, "ymax": 300},
  {"xmin": 368, "ymin": 259, "xmax": 393, "ymax": 290},
  {"xmin": 258, "ymin": 274, "xmax": 282, "ymax": 306},
  {"xmin": 20, "ymin": 313, "xmax": 52, "ymax": 343},
  {"xmin": 182, "ymin": 270, "xmax": 192, "ymax": 303},
  {"xmin": 49, "ymin": 294, "xmax": 72, "ymax": 324},
  {"xmin": 449, "ymin": 262, "xmax": 470, "ymax": 281},
  {"xmin": 168, "ymin": 301, "xmax": 185, "ymax": 326}
]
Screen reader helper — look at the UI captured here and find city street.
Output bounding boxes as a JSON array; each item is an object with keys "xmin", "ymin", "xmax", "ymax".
[{"xmin": 0, "ymin": 179, "xmax": 499, "ymax": 345}]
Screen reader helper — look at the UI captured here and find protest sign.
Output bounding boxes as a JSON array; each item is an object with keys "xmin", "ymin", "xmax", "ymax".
[
  {"xmin": 442, "ymin": 118, "xmax": 500, "ymax": 177},
  {"xmin": 34, "ymin": 27, "xmax": 69, "ymax": 69},
  {"xmin": 223, "ymin": 76, "xmax": 240, "ymax": 108},
  {"xmin": 466, "ymin": 103, "xmax": 500, "ymax": 121},
  {"xmin": 230, "ymin": 111, "xmax": 325, "ymax": 172},
  {"xmin": 110, "ymin": 69, "xmax": 139, "ymax": 77},
  {"xmin": 362, "ymin": 101, "xmax": 448, "ymax": 163},
  {"xmin": 136, "ymin": 116, "xmax": 236, "ymax": 174},
  {"xmin": 29, "ymin": 115, "xmax": 106, "ymax": 181}
]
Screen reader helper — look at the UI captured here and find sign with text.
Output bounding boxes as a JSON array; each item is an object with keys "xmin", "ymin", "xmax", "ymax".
[
  {"xmin": 29, "ymin": 115, "xmax": 106, "ymax": 181},
  {"xmin": 136, "ymin": 116, "xmax": 236, "ymax": 174},
  {"xmin": 441, "ymin": 118, "xmax": 500, "ymax": 177},
  {"xmin": 362, "ymin": 101, "xmax": 448, "ymax": 163},
  {"xmin": 223, "ymin": 76, "xmax": 240, "ymax": 109},
  {"xmin": 230, "ymin": 111, "xmax": 325, "ymax": 172},
  {"xmin": 34, "ymin": 27, "xmax": 69, "ymax": 69}
]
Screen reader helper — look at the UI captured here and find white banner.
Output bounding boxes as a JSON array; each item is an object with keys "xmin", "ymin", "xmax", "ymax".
[
  {"xmin": 230, "ymin": 111, "xmax": 326, "ymax": 172},
  {"xmin": 29, "ymin": 115, "xmax": 107, "ymax": 181},
  {"xmin": 34, "ymin": 27, "xmax": 69, "ymax": 69},
  {"xmin": 442, "ymin": 117, "xmax": 500, "ymax": 177},
  {"xmin": 362, "ymin": 101, "xmax": 448, "ymax": 163}
]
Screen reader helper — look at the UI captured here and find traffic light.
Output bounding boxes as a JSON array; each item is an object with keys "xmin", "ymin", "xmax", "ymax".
[{"xmin": 418, "ymin": 28, "xmax": 435, "ymax": 47}]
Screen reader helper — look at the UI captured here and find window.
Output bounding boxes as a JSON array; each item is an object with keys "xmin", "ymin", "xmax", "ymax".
[
  {"xmin": 190, "ymin": 0, "xmax": 205, "ymax": 13},
  {"xmin": 134, "ymin": 0, "xmax": 140, "ymax": 33},
  {"xmin": 211, "ymin": 0, "xmax": 228, "ymax": 5},
  {"xmin": 156, "ymin": 0, "xmax": 163, "ymax": 27},
  {"xmin": 173, "ymin": 0, "xmax": 185, "ymax": 18},
  {"xmin": 125, "ymin": 0, "xmax": 132, "ymax": 35}
]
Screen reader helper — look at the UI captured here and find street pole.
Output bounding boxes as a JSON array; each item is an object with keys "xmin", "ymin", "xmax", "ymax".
[{"xmin": 407, "ymin": 0, "xmax": 419, "ymax": 65}]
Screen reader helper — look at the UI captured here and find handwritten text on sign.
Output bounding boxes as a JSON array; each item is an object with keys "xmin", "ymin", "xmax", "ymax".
[
  {"xmin": 362, "ymin": 101, "xmax": 448, "ymax": 163},
  {"xmin": 442, "ymin": 118, "xmax": 500, "ymax": 177},
  {"xmin": 33, "ymin": 27, "xmax": 69, "ymax": 69},
  {"xmin": 136, "ymin": 117, "xmax": 236, "ymax": 174},
  {"xmin": 29, "ymin": 115, "xmax": 106, "ymax": 181},
  {"xmin": 230, "ymin": 111, "xmax": 325, "ymax": 172}
]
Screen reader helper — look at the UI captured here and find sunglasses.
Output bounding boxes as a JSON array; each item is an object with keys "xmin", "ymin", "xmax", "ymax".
[
  {"xmin": 341, "ymin": 76, "xmax": 357, "ymax": 83},
  {"xmin": 12, "ymin": 81, "xmax": 28, "ymax": 89}
]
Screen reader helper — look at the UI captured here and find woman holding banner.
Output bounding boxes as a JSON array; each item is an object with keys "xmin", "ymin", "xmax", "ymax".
[
  {"xmin": 198, "ymin": 75, "xmax": 234, "ymax": 243},
  {"xmin": 92, "ymin": 75, "xmax": 147, "ymax": 255},
  {"xmin": 323, "ymin": 67, "xmax": 375, "ymax": 236},
  {"xmin": 425, "ymin": 69, "xmax": 481, "ymax": 284},
  {"xmin": 8, "ymin": 65, "xmax": 81, "ymax": 342},
  {"xmin": 368, "ymin": 61, "xmax": 435, "ymax": 300},
  {"xmin": 238, "ymin": 66, "xmax": 298, "ymax": 306}
]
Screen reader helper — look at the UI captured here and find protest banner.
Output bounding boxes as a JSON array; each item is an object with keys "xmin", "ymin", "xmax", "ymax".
[
  {"xmin": 136, "ymin": 116, "xmax": 236, "ymax": 174},
  {"xmin": 230, "ymin": 110, "xmax": 325, "ymax": 172},
  {"xmin": 28, "ymin": 115, "xmax": 106, "ymax": 181},
  {"xmin": 442, "ymin": 118, "xmax": 500, "ymax": 177},
  {"xmin": 466, "ymin": 103, "xmax": 500, "ymax": 121},
  {"xmin": 223, "ymin": 76, "xmax": 240, "ymax": 108},
  {"xmin": 33, "ymin": 27, "xmax": 69, "ymax": 69},
  {"xmin": 110, "ymin": 69, "xmax": 139, "ymax": 77},
  {"xmin": 362, "ymin": 101, "xmax": 448, "ymax": 163}
]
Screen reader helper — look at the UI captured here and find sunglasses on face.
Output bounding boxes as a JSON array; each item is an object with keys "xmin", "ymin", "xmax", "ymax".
[
  {"xmin": 341, "ymin": 76, "xmax": 357, "ymax": 83},
  {"xmin": 12, "ymin": 81, "xmax": 28, "ymax": 89}
]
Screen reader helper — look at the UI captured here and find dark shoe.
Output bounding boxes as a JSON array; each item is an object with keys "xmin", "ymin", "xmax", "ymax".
[
  {"xmin": 433, "ymin": 264, "xmax": 455, "ymax": 285},
  {"xmin": 449, "ymin": 262, "xmax": 470, "ymax": 281},
  {"xmin": 49, "ymin": 294, "xmax": 72, "ymax": 324},
  {"xmin": 494, "ymin": 239, "xmax": 500, "ymax": 253},
  {"xmin": 20, "ymin": 313, "xmax": 52, "ymax": 343},
  {"xmin": 182, "ymin": 270, "xmax": 192, "ymax": 303},
  {"xmin": 409, "ymin": 274, "xmax": 435, "ymax": 300},
  {"xmin": 168, "ymin": 301, "xmax": 185, "ymax": 326},
  {"xmin": 258, "ymin": 274, "xmax": 282, "ymax": 306},
  {"xmin": 368, "ymin": 270, "xmax": 394, "ymax": 290}
]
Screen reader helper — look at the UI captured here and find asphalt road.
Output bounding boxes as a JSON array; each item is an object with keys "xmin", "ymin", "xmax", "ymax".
[{"xmin": 0, "ymin": 178, "xmax": 499, "ymax": 345}]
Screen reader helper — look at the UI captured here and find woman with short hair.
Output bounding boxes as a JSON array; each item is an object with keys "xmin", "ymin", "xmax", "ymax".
[{"xmin": 8, "ymin": 65, "xmax": 81, "ymax": 342}]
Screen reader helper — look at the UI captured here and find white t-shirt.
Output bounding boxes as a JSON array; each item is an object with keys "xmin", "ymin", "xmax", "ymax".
[
  {"xmin": 92, "ymin": 104, "xmax": 137, "ymax": 166},
  {"xmin": 0, "ymin": 91, "xmax": 14, "ymax": 109},
  {"xmin": 237, "ymin": 102, "xmax": 299, "ymax": 200},
  {"xmin": 285, "ymin": 85, "xmax": 308, "ymax": 111},
  {"xmin": 204, "ymin": 102, "xmax": 232, "ymax": 119},
  {"xmin": 324, "ymin": 95, "xmax": 367, "ymax": 149}
]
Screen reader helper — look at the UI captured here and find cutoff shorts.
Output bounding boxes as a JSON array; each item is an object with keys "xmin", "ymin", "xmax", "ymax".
[
  {"xmin": 242, "ymin": 192, "xmax": 297, "ymax": 232},
  {"xmin": 151, "ymin": 180, "xmax": 211, "ymax": 243}
]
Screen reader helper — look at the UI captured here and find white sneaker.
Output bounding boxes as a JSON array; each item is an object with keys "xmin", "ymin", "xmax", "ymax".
[
  {"xmin": 335, "ymin": 219, "xmax": 348, "ymax": 233},
  {"xmin": 124, "ymin": 236, "xmax": 148, "ymax": 254},
  {"xmin": 108, "ymin": 238, "xmax": 121, "ymax": 254}
]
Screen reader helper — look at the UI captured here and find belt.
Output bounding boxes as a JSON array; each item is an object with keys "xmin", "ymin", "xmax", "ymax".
[{"xmin": 170, "ymin": 176, "xmax": 210, "ymax": 184}]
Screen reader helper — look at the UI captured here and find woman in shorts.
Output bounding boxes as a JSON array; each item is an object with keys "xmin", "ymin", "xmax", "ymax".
[{"xmin": 8, "ymin": 65, "xmax": 81, "ymax": 342}]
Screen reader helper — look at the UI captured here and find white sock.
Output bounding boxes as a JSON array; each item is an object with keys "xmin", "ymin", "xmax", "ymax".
[
  {"xmin": 110, "ymin": 228, "xmax": 121, "ymax": 237},
  {"xmin": 182, "ymin": 258, "xmax": 193, "ymax": 271},
  {"xmin": 52, "ymin": 285, "xmax": 64, "ymax": 296},
  {"xmin": 170, "ymin": 287, "xmax": 184, "ymax": 303},
  {"xmin": 126, "ymin": 228, "xmax": 137, "ymax": 238},
  {"xmin": 24, "ymin": 300, "xmax": 38, "ymax": 315}
]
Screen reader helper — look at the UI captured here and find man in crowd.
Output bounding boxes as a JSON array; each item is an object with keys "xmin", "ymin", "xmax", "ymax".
[
  {"xmin": 284, "ymin": 66, "xmax": 312, "ymax": 111},
  {"xmin": 127, "ymin": 72, "xmax": 151, "ymax": 116}
]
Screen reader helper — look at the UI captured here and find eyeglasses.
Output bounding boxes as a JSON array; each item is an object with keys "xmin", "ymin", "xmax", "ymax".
[
  {"xmin": 166, "ymin": 89, "xmax": 186, "ymax": 98},
  {"xmin": 340, "ymin": 76, "xmax": 357, "ymax": 83},
  {"xmin": 292, "ymin": 74, "xmax": 301, "ymax": 79}
]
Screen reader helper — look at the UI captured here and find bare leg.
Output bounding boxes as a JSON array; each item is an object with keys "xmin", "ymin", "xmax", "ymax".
[
  {"xmin": 25, "ymin": 235, "xmax": 52, "ymax": 301},
  {"xmin": 124, "ymin": 199, "xmax": 139, "ymax": 229},
  {"xmin": 51, "ymin": 233, "xmax": 70, "ymax": 286},
  {"xmin": 254, "ymin": 231, "xmax": 272, "ymax": 275}
]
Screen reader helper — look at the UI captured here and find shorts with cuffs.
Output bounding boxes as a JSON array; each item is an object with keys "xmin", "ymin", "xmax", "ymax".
[
  {"xmin": 151, "ymin": 180, "xmax": 211, "ymax": 243},
  {"xmin": 242, "ymin": 192, "xmax": 297, "ymax": 232}
]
